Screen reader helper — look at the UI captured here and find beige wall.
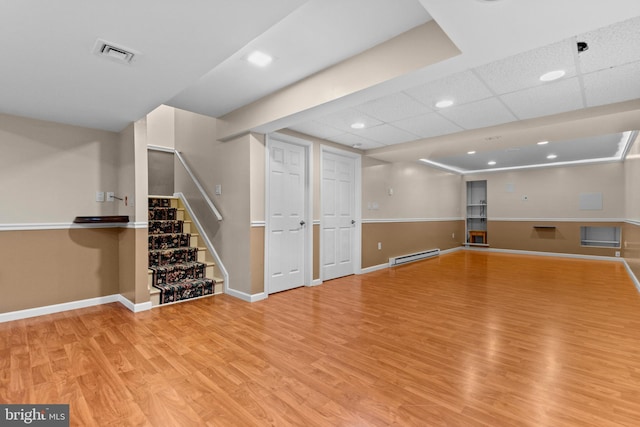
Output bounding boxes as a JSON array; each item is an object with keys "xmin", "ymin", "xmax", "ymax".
[
  {"xmin": 624, "ymin": 134, "xmax": 640, "ymax": 282},
  {"xmin": 173, "ymin": 108, "xmax": 253, "ymax": 295},
  {"xmin": 625, "ymin": 135, "xmax": 640, "ymax": 221},
  {"xmin": 147, "ymin": 105, "xmax": 175, "ymax": 149},
  {"xmin": 0, "ymin": 113, "xmax": 121, "ymax": 223},
  {"xmin": 465, "ymin": 162, "xmax": 625, "ymax": 220},
  {"xmin": 363, "ymin": 159, "xmax": 463, "ymax": 220}
]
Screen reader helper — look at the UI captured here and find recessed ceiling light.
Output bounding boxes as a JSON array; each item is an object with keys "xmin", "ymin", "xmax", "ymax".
[
  {"xmin": 547, "ymin": 154, "xmax": 558, "ymax": 159},
  {"xmin": 435, "ymin": 99, "xmax": 454, "ymax": 109},
  {"xmin": 247, "ymin": 51, "xmax": 273, "ymax": 67},
  {"xmin": 488, "ymin": 161, "xmax": 497, "ymax": 166},
  {"xmin": 537, "ymin": 140, "xmax": 549, "ymax": 145},
  {"xmin": 352, "ymin": 143, "xmax": 362, "ymax": 148},
  {"xmin": 467, "ymin": 151, "xmax": 476, "ymax": 155},
  {"xmin": 539, "ymin": 70, "xmax": 566, "ymax": 82},
  {"xmin": 350, "ymin": 122, "xmax": 365, "ymax": 129}
]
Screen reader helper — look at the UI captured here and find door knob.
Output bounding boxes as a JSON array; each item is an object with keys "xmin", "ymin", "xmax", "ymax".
[
  {"xmin": 351, "ymin": 219, "xmax": 356, "ymax": 225},
  {"xmin": 300, "ymin": 220, "xmax": 306, "ymax": 226}
]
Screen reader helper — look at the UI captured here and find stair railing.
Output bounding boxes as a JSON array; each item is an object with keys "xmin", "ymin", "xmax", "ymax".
[{"xmin": 174, "ymin": 150, "xmax": 223, "ymax": 221}]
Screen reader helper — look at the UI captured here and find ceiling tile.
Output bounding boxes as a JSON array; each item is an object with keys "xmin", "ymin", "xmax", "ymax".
[
  {"xmin": 315, "ymin": 108, "xmax": 382, "ymax": 132},
  {"xmin": 404, "ymin": 70, "xmax": 493, "ymax": 108},
  {"xmin": 288, "ymin": 120, "xmax": 344, "ymax": 139},
  {"xmin": 499, "ymin": 77, "xmax": 584, "ymax": 120},
  {"xmin": 438, "ymin": 98, "xmax": 517, "ymax": 130},
  {"xmin": 474, "ymin": 40, "xmax": 577, "ymax": 95},
  {"xmin": 583, "ymin": 61, "xmax": 640, "ymax": 107},
  {"xmin": 354, "ymin": 124, "xmax": 419, "ymax": 145},
  {"xmin": 355, "ymin": 92, "xmax": 431, "ymax": 122},
  {"xmin": 328, "ymin": 133, "xmax": 385, "ymax": 150},
  {"xmin": 391, "ymin": 112, "xmax": 464, "ymax": 139},
  {"xmin": 577, "ymin": 16, "xmax": 640, "ymax": 74}
]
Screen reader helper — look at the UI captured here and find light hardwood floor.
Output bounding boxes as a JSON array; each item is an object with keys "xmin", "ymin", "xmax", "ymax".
[{"xmin": 2, "ymin": 251, "xmax": 640, "ymax": 426}]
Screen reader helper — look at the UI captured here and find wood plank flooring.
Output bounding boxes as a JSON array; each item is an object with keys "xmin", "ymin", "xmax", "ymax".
[{"xmin": 2, "ymin": 251, "xmax": 640, "ymax": 426}]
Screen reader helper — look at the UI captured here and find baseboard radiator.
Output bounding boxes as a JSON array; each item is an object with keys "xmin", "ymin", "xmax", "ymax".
[{"xmin": 389, "ymin": 248, "xmax": 440, "ymax": 266}]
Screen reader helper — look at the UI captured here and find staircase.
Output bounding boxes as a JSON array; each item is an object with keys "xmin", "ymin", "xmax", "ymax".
[{"xmin": 148, "ymin": 196, "xmax": 222, "ymax": 306}]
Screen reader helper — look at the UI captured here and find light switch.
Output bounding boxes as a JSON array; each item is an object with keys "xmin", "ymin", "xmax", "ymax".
[
  {"xmin": 215, "ymin": 184, "xmax": 222, "ymax": 195},
  {"xmin": 96, "ymin": 191, "xmax": 104, "ymax": 202}
]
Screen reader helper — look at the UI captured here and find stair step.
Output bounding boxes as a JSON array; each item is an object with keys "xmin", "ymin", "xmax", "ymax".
[
  {"xmin": 148, "ymin": 233, "xmax": 191, "ymax": 250},
  {"xmin": 153, "ymin": 278, "xmax": 214, "ymax": 305}
]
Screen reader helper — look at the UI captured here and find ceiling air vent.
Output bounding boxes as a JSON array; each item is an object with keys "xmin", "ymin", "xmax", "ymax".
[{"xmin": 92, "ymin": 39, "xmax": 137, "ymax": 64}]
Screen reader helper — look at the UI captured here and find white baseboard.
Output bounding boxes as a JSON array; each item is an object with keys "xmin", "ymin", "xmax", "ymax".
[
  {"xmin": 117, "ymin": 295, "xmax": 152, "ymax": 313},
  {"xmin": 0, "ymin": 295, "xmax": 118, "ymax": 323},
  {"xmin": 469, "ymin": 246, "xmax": 622, "ymax": 262},
  {"xmin": 225, "ymin": 287, "xmax": 268, "ymax": 302},
  {"xmin": 360, "ymin": 263, "xmax": 389, "ymax": 274},
  {"xmin": 0, "ymin": 294, "xmax": 154, "ymax": 323},
  {"xmin": 622, "ymin": 260, "xmax": 640, "ymax": 293},
  {"xmin": 310, "ymin": 279, "xmax": 323, "ymax": 286}
]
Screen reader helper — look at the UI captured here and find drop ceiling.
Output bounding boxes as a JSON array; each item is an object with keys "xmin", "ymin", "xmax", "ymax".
[{"xmin": 2, "ymin": 0, "xmax": 640, "ymax": 173}]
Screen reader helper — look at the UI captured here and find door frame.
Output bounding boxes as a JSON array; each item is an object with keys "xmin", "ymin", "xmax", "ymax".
[
  {"xmin": 319, "ymin": 144, "xmax": 362, "ymax": 282},
  {"xmin": 264, "ymin": 132, "xmax": 313, "ymax": 295}
]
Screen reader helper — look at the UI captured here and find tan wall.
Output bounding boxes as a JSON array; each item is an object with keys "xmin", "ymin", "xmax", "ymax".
[
  {"xmin": 0, "ymin": 113, "xmax": 121, "ymax": 223},
  {"xmin": 488, "ymin": 220, "xmax": 621, "ymax": 257},
  {"xmin": 250, "ymin": 227, "xmax": 265, "ymax": 294},
  {"xmin": 622, "ymin": 222, "xmax": 640, "ymax": 284},
  {"xmin": 0, "ymin": 229, "xmax": 121, "ymax": 313},
  {"xmin": 118, "ymin": 228, "xmax": 149, "ymax": 305},
  {"xmin": 466, "ymin": 162, "xmax": 625, "ymax": 220},
  {"xmin": 362, "ymin": 221, "xmax": 464, "ymax": 268}
]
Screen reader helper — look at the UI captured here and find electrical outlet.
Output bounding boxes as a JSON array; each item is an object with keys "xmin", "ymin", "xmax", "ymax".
[
  {"xmin": 452, "ymin": 233, "xmax": 455, "ymax": 239},
  {"xmin": 106, "ymin": 192, "xmax": 114, "ymax": 202},
  {"xmin": 96, "ymin": 191, "xmax": 104, "ymax": 202},
  {"xmin": 215, "ymin": 184, "xmax": 222, "ymax": 195},
  {"xmin": 615, "ymin": 251, "xmax": 620, "ymax": 257},
  {"xmin": 377, "ymin": 242, "xmax": 382, "ymax": 250}
]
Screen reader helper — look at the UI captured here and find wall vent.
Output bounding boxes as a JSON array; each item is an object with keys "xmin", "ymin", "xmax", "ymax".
[
  {"xmin": 389, "ymin": 248, "xmax": 440, "ymax": 266},
  {"xmin": 92, "ymin": 39, "xmax": 137, "ymax": 64}
]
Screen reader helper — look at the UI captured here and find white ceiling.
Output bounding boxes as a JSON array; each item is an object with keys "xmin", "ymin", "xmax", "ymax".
[
  {"xmin": 290, "ymin": 12, "xmax": 640, "ymax": 170},
  {"xmin": 2, "ymin": 0, "xmax": 640, "ymax": 173}
]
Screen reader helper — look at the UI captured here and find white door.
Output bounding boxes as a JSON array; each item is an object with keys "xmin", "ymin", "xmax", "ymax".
[
  {"xmin": 322, "ymin": 150, "xmax": 356, "ymax": 280},
  {"xmin": 267, "ymin": 138, "xmax": 308, "ymax": 294}
]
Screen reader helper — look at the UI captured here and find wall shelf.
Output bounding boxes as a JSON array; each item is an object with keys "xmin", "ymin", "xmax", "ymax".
[{"xmin": 466, "ymin": 180, "xmax": 487, "ymax": 245}]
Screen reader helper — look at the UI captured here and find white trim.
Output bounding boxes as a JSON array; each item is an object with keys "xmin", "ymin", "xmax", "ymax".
[
  {"xmin": 117, "ymin": 296, "xmax": 152, "ymax": 313},
  {"xmin": 625, "ymin": 219, "xmax": 640, "ymax": 226},
  {"xmin": 265, "ymin": 133, "xmax": 314, "ymax": 297},
  {"xmin": 319, "ymin": 145, "xmax": 363, "ymax": 281},
  {"xmin": 0, "ymin": 222, "xmax": 145, "ymax": 231},
  {"xmin": 147, "ymin": 144, "xmax": 175, "ymax": 153},
  {"xmin": 251, "ymin": 221, "xmax": 266, "ymax": 227},
  {"xmin": 311, "ymin": 279, "xmax": 323, "ymax": 286},
  {"xmin": 622, "ymin": 260, "xmax": 640, "ymax": 293},
  {"xmin": 0, "ymin": 294, "xmax": 132, "ymax": 323},
  {"xmin": 313, "ymin": 219, "xmax": 320, "ymax": 225},
  {"xmin": 174, "ymin": 192, "xmax": 230, "ymax": 295},
  {"xmin": 490, "ymin": 217, "xmax": 624, "ymax": 222},
  {"xmin": 361, "ymin": 217, "xmax": 464, "ymax": 224}
]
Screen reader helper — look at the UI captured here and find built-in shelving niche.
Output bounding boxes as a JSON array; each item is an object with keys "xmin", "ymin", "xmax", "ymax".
[
  {"xmin": 580, "ymin": 226, "xmax": 621, "ymax": 248},
  {"xmin": 466, "ymin": 180, "xmax": 487, "ymax": 246}
]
